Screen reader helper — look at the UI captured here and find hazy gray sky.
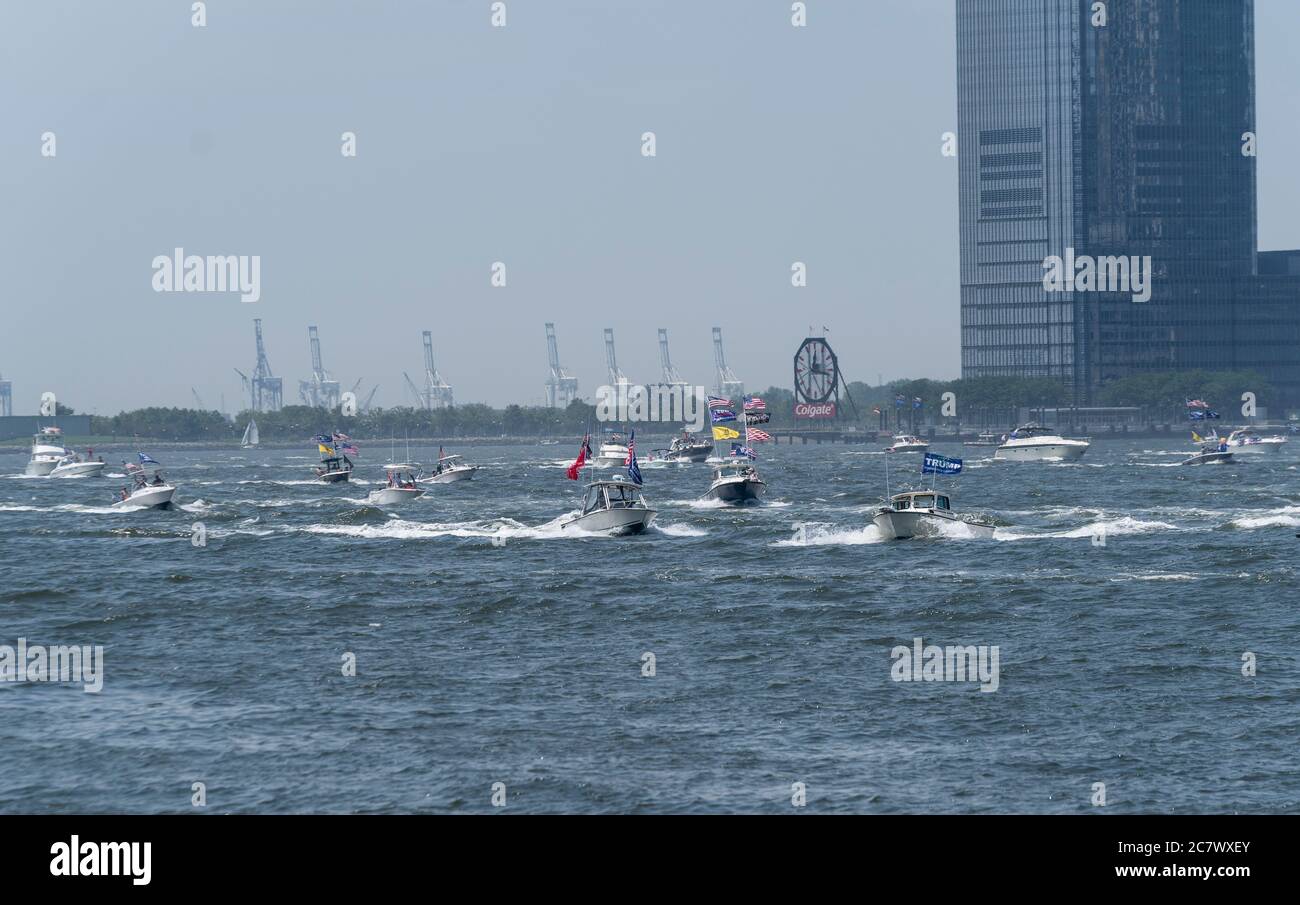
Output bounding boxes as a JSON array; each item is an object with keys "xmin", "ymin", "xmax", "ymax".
[{"xmin": 3, "ymin": 1, "xmax": 1298, "ymax": 414}]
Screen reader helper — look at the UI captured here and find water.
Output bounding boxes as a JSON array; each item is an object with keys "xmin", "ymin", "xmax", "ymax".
[{"xmin": 2, "ymin": 440, "xmax": 1297, "ymax": 813}]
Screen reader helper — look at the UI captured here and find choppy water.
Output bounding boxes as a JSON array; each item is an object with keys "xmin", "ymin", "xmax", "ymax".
[{"xmin": 2, "ymin": 439, "xmax": 1297, "ymax": 813}]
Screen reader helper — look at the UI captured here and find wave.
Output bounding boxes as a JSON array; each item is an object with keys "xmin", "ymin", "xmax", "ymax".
[
  {"xmin": 994, "ymin": 515, "xmax": 1179, "ymax": 541},
  {"xmin": 771, "ymin": 523, "xmax": 887, "ymax": 547}
]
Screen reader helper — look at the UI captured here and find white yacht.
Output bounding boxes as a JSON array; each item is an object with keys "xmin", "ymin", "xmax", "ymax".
[
  {"xmin": 112, "ymin": 472, "xmax": 177, "ymax": 509},
  {"xmin": 367, "ymin": 465, "xmax": 426, "ymax": 505},
  {"xmin": 964, "ymin": 431, "xmax": 1000, "ymax": 447},
  {"xmin": 994, "ymin": 424, "xmax": 1089, "ymax": 461},
  {"xmin": 560, "ymin": 477, "xmax": 657, "ymax": 535},
  {"xmin": 872, "ymin": 490, "xmax": 995, "ymax": 540},
  {"xmin": 1197, "ymin": 428, "xmax": 1286, "ymax": 454},
  {"xmin": 885, "ymin": 434, "xmax": 929, "ymax": 453},
  {"xmin": 703, "ymin": 460, "xmax": 766, "ymax": 504},
  {"xmin": 49, "ymin": 452, "xmax": 106, "ymax": 478},
  {"xmin": 592, "ymin": 434, "xmax": 630, "ymax": 468},
  {"xmin": 24, "ymin": 427, "xmax": 67, "ymax": 476},
  {"xmin": 422, "ymin": 453, "xmax": 478, "ymax": 484}
]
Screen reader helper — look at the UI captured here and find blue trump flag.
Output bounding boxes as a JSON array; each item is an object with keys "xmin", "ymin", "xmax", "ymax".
[{"xmin": 921, "ymin": 452, "xmax": 962, "ymax": 475}]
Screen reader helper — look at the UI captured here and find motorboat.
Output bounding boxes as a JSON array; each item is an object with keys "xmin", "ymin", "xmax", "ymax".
[
  {"xmin": 421, "ymin": 453, "xmax": 478, "ymax": 484},
  {"xmin": 315, "ymin": 455, "xmax": 353, "ymax": 483},
  {"xmin": 367, "ymin": 464, "xmax": 426, "ymax": 505},
  {"xmin": 49, "ymin": 452, "xmax": 106, "ymax": 478},
  {"xmin": 24, "ymin": 427, "xmax": 66, "ymax": 476},
  {"xmin": 241, "ymin": 418, "xmax": 259, "ymax": 449},
  {"xmin": 592, "ymin": 434, "xmax": 630, "ymax": 468},
  {"xmin": 885, "ymin": 434, "xmax": 929, "ymax": 453},
  {"xmin": 560, "ymin": 477, "xmax": 657, "ymax": 535},
  {"xmin": 1182, "ymin": 445, "xmax": 1234, "ymax": 466},
  {"xmin": 703, "ymin": 460, "xmax": 766, "ymax": 504},
  {"xmin": 872, "ymin": 490, "xmax": 995, "ymax": 540},
  {"xmin": 1196, "ymin": 428, "xmax": 1286, "ymax": 454},
  {"xmin": 994, "ymin": 424, "xmax": 1089, "ymax": 461},
  {"xmin": 664, "ymin": 433, "xmax": 712, "ymax": 463},
  {"xmin": 112, "ymin": 472, "xmax": 177, "ymax": 509},
  {"xmin": 964, "ymin": 431, "xmax": 1000, "ymax": 447}
]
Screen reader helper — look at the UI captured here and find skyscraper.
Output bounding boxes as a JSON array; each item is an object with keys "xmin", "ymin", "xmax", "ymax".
[{"xmin": 957, "ymin": 0, "xmax": 1300, "ymax": 404}]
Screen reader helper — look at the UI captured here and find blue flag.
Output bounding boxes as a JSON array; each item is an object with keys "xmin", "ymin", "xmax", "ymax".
[
  {"xmin": 710, "ymin": 409, "xmax": 737, "ymax": 424},
  {"xmin": 730, "ymin": 443, "xmax": 757, "ymax": 460},
  {"xmin": 921, "ymin": 452, "xmax": 962, "ymax": 475},
  {"xmin": 626, "ymin": 430, "xmax": 642, "ymax": 485},
  {"xmin": 138, "ymin": 452, "xmax": 160, "ymax": 465}
]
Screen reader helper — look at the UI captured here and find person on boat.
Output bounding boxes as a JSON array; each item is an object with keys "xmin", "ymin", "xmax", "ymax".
[
  {"xmin": 119, "ymin": 487, "xmax": 129, "ymax": 501},
  {"xmin": 152, "ymin": 472, "xmax": 165, "ymax": 486}
]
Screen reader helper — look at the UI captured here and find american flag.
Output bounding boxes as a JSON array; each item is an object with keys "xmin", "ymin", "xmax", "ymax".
[
  {"xmin": 707, "ymin": 394, "xmax": 731, "ymax": 410},
  {"xmin": 747, "ymin": 428, "xmax": 771, "ymax": 442},
  {"xmin": 1186, "ymin": 399, "xmax": 1210, "ymax": 409},
  {"xmin": 339, "ymin": 444, "xmax": 359, "ymax": 456},
  {"xmin": 332, "ymin": 431, "xmax": 352, "ymax": 442},
  {"xmin": 743, "ymin": 395, "xmax": 766, "ymax": 412}
]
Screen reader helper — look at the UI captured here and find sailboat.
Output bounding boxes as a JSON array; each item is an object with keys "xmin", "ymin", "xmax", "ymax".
[{"xmin": 241, "ymin": 417, "xmax": 259, "ymax": 449}]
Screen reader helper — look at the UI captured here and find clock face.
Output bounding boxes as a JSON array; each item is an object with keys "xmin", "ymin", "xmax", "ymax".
[{"xmin": 794, "ymin": 338, "xmax": 837, "ymax": 404}]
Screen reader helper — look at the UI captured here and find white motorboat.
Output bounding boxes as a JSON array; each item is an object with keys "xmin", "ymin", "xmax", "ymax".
[
  {"xmin": 560, "ymin": 477, "xmax": 657, "ymax": 535},
  {"xmin": 592, "ymin": 435, "xmax": 630, "ymax": 469},
  {"xmin": 49, "ymin": 453, "xmax": 106, "ymax": 478},
  {"xmin": 663, "ymin": 433, "xmax": 712, "ymax": 463},
  {"xmin": 315, "ymin": 454, "xmax": 353, "ymax": 483},
  {"xmin": 112, "ymin": 473, "xmax": 177, "ymax": 509},
  {"xmin": 885, "ymin": 434, "xmax": 930, "ymax": 454},
  {"xmin": 964, "ymin": 431, "xmax": 1000, "ymax": 447},
  {"xmin": 421, "ymin": 453, "xmax": 478, "ymax": 484},
  {"xmin": 24, "ymin": 427, "xmax": 67, "ymax": 476},
  {"xmin": 1197, "ymin": 428, "xmax": 1286, "ymax": 454},
  {"xmin": 367, "ymin": 464, "xmax": 426, "ymax": 505},
  {"xmin": 1182, "ymin": 444, "xmax": 1234, "ymax": 466},
  {"xmin": 872, "ymin": 490, "xmax": 995, "ymax": 539},
  {"xmin": 241, "ymin": 418, "xmax": 259, "ymax": 449},
  {"xmin": 994, "ymin": 424, "xmax": 1089, "ymax": 461},
  {"xmin": 703, "ymin": 460, "xmax": 766, "ymax": 504}
]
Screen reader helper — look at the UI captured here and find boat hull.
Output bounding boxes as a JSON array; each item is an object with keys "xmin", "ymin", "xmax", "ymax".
[
  {"xmin": 1183, "ymin": 451, "xmax": 1234, "ymax": 466},
  {"xmin": 705, "ymin": 476, "xmax": 767, "ymax": 504},
  {"xmin": 561, "ymin": 507, "xmax": 657, "ymax": 535},
  {"xmin": 24, "ymin": 459, "xmax": 60, "ymax": 476},
  {"xmin": 873, "ymin": 509, "xmax": 995, "ymax": 540},
  {"xmin": 423, "ymin": 466, "xmax": 477, "ymax": 484},
  {"xmin": 887, "ymin": 444, "xmax": 929, "ymax": 454},
  {"xmin": 317, "ymin": 471, "xmax": 351, "ymax": 483},
  {"xmin": 113, "ymin": 486, "xmax": 176, "ymax": 510},
  {"xmin": 49, "ymin": 461, "xmax": 106, "ymax": 478},
  {"xmin": 994, "ymin": 441, "xmax": 1089, "ymax": 461},
  {"xmin": 367, "ymin": 487, "xmax": 426, "ymax": 505}
]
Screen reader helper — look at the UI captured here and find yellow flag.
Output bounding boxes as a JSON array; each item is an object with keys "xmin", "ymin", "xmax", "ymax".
[
  {"xmin": 1191, "ymin": 431, "xmax": 1202, "ymax": 443},
  {"xmin": 319, "ymin": 444, "xmax": 334, "ymax": 455},
  {"xmin": 712, "ymin": 426, "xmax": 740, "ymax": 441}
]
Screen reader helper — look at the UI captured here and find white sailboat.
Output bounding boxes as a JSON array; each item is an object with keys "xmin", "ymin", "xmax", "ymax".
[{"xmin": 241, "ymin": 418, "xmax": 259, "ymax": 449}]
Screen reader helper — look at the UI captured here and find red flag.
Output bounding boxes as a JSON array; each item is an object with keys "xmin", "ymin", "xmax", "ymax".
[{"xmin": 566, "ymin": 434, "xmax": 591, "ymax": 480}]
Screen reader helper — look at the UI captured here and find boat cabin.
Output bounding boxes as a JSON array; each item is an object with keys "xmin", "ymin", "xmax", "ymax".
[
  {"xmin": 889, "ymin": 491, "xmax": 951, "ymax": 512},
  {"xmin": 581, "ymin": 479, "xmax": 647, "ymax": 514}
]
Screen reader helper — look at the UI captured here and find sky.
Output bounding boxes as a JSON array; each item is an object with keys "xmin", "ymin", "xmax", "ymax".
[{"xmin": 2, "ymin": 0, "xmax": 1299, "ymax": 415}]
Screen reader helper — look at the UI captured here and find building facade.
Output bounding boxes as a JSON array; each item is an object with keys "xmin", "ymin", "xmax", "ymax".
[{"xmin": 957, "ymin": 0, "xmax": 1300, "ymax": 404}]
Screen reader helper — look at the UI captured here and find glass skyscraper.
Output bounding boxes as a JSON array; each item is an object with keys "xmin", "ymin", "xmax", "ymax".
[{"xmin": 957, "ymin": 0, "xmax": 1300, "ymax": 403}]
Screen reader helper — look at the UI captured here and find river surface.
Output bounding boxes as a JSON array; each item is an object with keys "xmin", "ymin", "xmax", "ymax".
[{"xmin": 1, "ymin": 439, "xmax": 1297, "ymax": 813}]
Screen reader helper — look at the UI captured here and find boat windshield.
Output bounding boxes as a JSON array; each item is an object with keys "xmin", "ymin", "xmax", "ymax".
[
  {"xmin": 936, "ymin": 495, "xmax": 950, "ymax": 510},
  {"xmin": 913, "ymin": 494, "xmax": 935, "ymax": 509},
  {"xmin": 894, "ymin": 497, "xmax": 911, "ymax": 510}
]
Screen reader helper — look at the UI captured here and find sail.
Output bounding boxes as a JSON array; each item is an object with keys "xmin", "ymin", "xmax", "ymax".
[{"xmin": 242, "ymin": 418, "xmax": 259, "ymax": 447}]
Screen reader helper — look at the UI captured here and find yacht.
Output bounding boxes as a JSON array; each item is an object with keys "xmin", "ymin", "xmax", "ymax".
[
  {"xmin": 592, "ymin": 434, "xmax": 631, "ymax": 469},
  {"xmin": 367, "ymin": 465, "xmax": 426, "ymax": 505},
  {"xmin": 1197, "ymin": 428, "xmax": 1287, "ymax": 454},
  {"xmin": 24, "ymin": 427, "xmax": 67, "ymax": 476},
  {"xmin": 49, "ymin": 452, "xmax": 106, "ymax": 478},
  {"xmin": 664, "ymin": 433, "xmax": 712, "ymax": 463},
  {"xmin": 422, "ymin": 453, "xmax": 478, "ymax": 484},
  {"xmin": 885, "ymin": 434, "xmax": 929, "ymax": 453},
  {"xmin": 872, "ymin": 490, "xmax": 995, "ymax": 540},
  {"xmin": 964, "ymin": 431, "xmax": 1000, "ymax": 447},
  {"xmin": 994, "ymin": 424, "xmax": 1089, "ymax": 461},
  {"xmin": 703, "ymin": 460, "xmax": 766, "ymax": 504},
  {"xmin": 112, "ymin": 471, "xmax": 177, "ymax": 509},
  {"xmin": 560, "ymin": 477, "xmax": 657, "ymax": 535},
  {"xmin": 315, "ymin": 454, "xmax": 353, "ymax": 483}
]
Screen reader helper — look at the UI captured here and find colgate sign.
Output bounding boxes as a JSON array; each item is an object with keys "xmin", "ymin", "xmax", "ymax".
[{"xmin": 794, "ymin": 402, "xmax": 836, "ymax": 419}]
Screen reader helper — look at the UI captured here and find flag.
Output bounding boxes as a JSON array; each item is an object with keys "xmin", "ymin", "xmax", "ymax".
[
  {"xmin": 872, "ymin": 406, "xmax": 881, "ymax": 415},
  {"xmin": 138, "ymin": 453, "xmax": 159, "ymax": 465},
  {"xmin": 1188, "ymin": 411, "xmax": 1205, "ymax": 421},
  {"xmin": 318, "ymin": 444, "xmax": 335, "ymax": 455},
  {"xmin": 711, "ymin": 408, "xmax": 737, "ymax": 424},
  {"xmin": 1186, "ymin": 399, "xmax": 1210, "ymax": 409},
  {"xmin": 707, "ymin": 395, "xmax": 731, "ymax": 410},
  {"xmin": 1192, "ymin": 431, "xmax": 1204, "ymax": 443},
  {"xmin": 566, "ymin": 434, "xmax": 591, "ymax": 480},
  {"xmin": 313, "ymin": 435, "xmax": 333, "ymax": 445},
  {"xmin": 743, "ymin": 395, "xmax": 766, "ymax": 412},
  {"xmin": 912, "ymin": 396, "xmax": 923, "ymax": 409},
  {"xmin": 339, "ymin": 444, "xmax": 359, "ymax": 456},
  {"xmin": 712, "ymin": 425, "xmax": 740, "ymax": 441},
  {"xmin": 744, "ymin": 412, "xmax": 770, "ymax": 425},
  {"xmin": 748, "ymin": 428, "xmax": 771, "ymax": 442},
  {"xmin": 332, "ymin": 431, "xmax": 352, "ymax": 442},
  {"xmin": 895, "ymin": 395, "xmax": 905, "ymax": 407},
  {"xmin": 1205, "ymin": 410, "xmax": 1220, "ymax": 420},
  {"xmin": 730, "ymin": 443, "xmax": 757, "ymax": 460},
  {"xmin": 626, "ymin": 431, "xmax": 642, "ymax": 485},
  {"xmin": 922, "ymin": 452, "xmax": 963, "ymax": 475}
]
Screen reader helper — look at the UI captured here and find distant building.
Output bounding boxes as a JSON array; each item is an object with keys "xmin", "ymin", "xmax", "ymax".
[{"xmin": 957, "ymin": 0, "xmax": 1300, "ymax": 403}]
